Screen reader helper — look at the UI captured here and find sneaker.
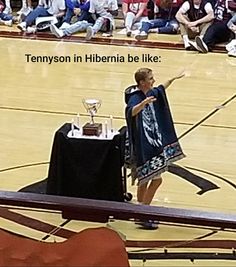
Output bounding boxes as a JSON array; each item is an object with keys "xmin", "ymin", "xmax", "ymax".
[
  {"xmin": 195, "ymin": 36, "xmax": 208, "ymax": 53},
  {"xmin": 4, "ymin": 20, "xmax": 13, "ymax": 27},
  {"xmin": 50, "ymin": 24, "xmax": 64, "ymax": 38},
  {"xmin": 135, "ymin": 31, "xmax": 148, "ymax": 41},
  {"xmin": 126, "ymin": 29, "xmax": 132, "ymax": 37},
  {"xmin": 59, "ymin": 22, "xmax": 70, "ymax": 30},
  {"xmin": 26, "ymin": 26, "xmax": 36, "ymax": 34},
  {"xmin": 17, "ymin": 22, "xmax": 27, "ymax": 32},
  {"xmin": 85, "ymin": 26, "xmax": 94, "ymax": 40},
  {"xmin": 12, "ymin": 16, "xmax": 19, "ymax": 23},
  {"xmin": 3, "ymin": 7, "xmax": 12, "ymax": 14},
  {"xmin": 102, "ymin": 32, "xmax": 113, "ymax": 37},
  {"xmin": 226, "ymin": 40, "xmax": 236, "ymax": 52},
  {"xmin": 188, "ymin": 40, "xmax": 199, "ymax": 51},
  {"xmin": 228, "ymin": 50, "xmax": 236, "ymax": 57}
]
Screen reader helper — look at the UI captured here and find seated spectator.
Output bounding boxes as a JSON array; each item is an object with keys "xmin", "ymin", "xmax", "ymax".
[
  {"xmin": 122, "ymin": 0, "xmax": 149, "ymax": 36},
  {"xmin": 62, "ymin": 0, "xmax": 91, "ymax": 25},
  {"xmin": 17, "ymin": 0, "xmax": 65, "ymax": 34},
  {"xmin": 135, "ymin": 0, "xmax": 183, "ymax": 40},
  {"xmin": 50, "ymin": 0, "xmax": 95, "ymax": 38},
  {"xmin": 192, "ymin": 0, "xmax": 233, "ymax": 53},
  {"xmin": 3, "ymin": 0, "xmax": 32, "ymax": 15},
  {"xmin": 175, "ymin": 0, "xmax": 214, "ymax": 50},
  {"xmin": 85, "ymin": 0, "xmax": 118, "ymax": 40},
  {"xmin": 0, "ymin": 0, "xmax": 15, "ymax": 26},
  {"xmin": 226, "ymin": 1, "xmax": 236, "ymax": 56}
]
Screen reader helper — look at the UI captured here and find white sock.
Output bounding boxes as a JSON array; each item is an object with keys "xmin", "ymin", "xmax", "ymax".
[{"xmin": 183, "ymin": 35, "xmax": 190, "ymax": 48}]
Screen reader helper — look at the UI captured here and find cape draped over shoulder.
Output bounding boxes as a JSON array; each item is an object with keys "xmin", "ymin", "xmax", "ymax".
[{"xmin": 125, "ymin": 84, "xmax": 185, "ymax": 185}]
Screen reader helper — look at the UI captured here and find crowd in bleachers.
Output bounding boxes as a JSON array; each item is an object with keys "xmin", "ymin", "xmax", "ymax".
[{"xmin": 0, "ymin": 0, "xmax": 236, "ymax": 56}]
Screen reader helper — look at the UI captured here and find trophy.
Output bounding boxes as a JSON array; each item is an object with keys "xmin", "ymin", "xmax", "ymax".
[{"xmin": 82, "ymin": 99, "xmax": 102, "ymax": 136}]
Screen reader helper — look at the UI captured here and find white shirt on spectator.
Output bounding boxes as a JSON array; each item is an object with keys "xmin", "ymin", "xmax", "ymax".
[
  {"xmin": 89, "ymin": 0, "xmax": 118, "ymax": 19},
  {"xmin": 38, "ymin": 0, "xmax": 66, "ymax": 15},
  {"xmin": 178, "ymin": 1, "xmax": 213, "ymax": 14}
]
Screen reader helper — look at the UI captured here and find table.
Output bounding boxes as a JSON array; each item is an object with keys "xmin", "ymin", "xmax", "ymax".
[{"xmin": 46, "ymin": 123, "xmax": 125, "ymax": 202}]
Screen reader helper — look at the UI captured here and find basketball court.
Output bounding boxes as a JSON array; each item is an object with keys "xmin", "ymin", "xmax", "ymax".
[{"xmin": 0, "ymin": 27, "xmax": 236, "ymax": 266}]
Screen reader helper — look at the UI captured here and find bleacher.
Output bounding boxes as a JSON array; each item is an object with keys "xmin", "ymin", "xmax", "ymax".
[{"xmin": 1, "ymin": 0, "xmax": 229, "ymax": 53}]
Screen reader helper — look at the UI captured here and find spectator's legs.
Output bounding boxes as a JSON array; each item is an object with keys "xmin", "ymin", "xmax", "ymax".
[
  {"xmin": 125, "ymin": 12, "xmax": 135, "ymax": 36},
  {"xmin": 3, "ymin": 0, "xmax": 12, "ymax": 14},
  {"xmin": 198, "ymin": 21, "xmax": 212, "ymax": 38},
  {"xmin": 24, "ymin": 7, "xmax": 50, "ymax": 26},
  {"xmin": 64, "ymin": 20, "xmax": 91, "ymax": 35},
  {"xmin": 50, "ymin": 20, "xmax": 91, "ymax": 38},
  {"xmin": 91, "ymin": 17, "xmax": 105, "ymax": 33},
  {"xmin": 158, "ymin": 19, "xmax": 179, "ymax": 34},
  {"xmin": 0, "ymin": 12, "xmax": 13, "ymax": 26},
  {"xmin": 0, "ymin": 12, "xmax": 12, "ymax": 21},
  {"xmin": 17, "ymin": 6, "xmax": 50, "ymax": 31},
  {"xmin": 203, "ymin": 21, "xmax": 232, "ymax": 50},
  {"xmin": 85, "ymin": 17, "xmax": 105, "ymax": 40},
  {"xmin": 140, "ymin": 19, "xmax": 165, "ymax": 33},
  {"xmin": 179, "ymin": 22, "xmax": 197, "ymax": 49},
  {"xmin": 179, "ymin": 23, "xmax": 190, "ymax": 49}
]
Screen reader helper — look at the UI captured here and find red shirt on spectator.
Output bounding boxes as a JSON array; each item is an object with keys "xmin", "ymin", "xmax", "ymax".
[{"xmin": 123, "ymin": 0, "xmax": 149, "ymax": 16}]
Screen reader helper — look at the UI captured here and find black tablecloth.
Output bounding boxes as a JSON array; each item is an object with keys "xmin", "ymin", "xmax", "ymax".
[{"xmin": 46, "ymin": 123, "xmax": 125, "ymax": 202}]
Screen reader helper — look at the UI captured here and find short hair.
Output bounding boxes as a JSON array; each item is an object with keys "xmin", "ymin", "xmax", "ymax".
[{"xmin": 134, "ymin": 68, "xmax": 152, "ymax": 85}]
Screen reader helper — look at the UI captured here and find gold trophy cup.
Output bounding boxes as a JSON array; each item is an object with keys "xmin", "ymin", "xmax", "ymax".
[{"xmin": 82, "ymin": 99, "xmax": 102, "ymax": 136}]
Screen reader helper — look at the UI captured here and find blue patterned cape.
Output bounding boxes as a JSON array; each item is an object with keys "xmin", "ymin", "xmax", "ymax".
[{"xmin": 125, "ymin": 84, "xmax": 185, "ymax": 185}]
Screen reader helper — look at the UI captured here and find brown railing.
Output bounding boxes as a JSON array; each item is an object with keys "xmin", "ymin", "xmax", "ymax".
[{"xmin": 0, "ymin": 190, "xmax": 236, "ymax": 229}]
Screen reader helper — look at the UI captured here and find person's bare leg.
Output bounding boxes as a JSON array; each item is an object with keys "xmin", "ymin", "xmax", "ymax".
[
  {"xmin": 142, "ymin": 177, "xmax": 162, "ymax": 205},
  {"xmin": 137, "ymin": 182, "xmax": 148, "ymax": 203}
]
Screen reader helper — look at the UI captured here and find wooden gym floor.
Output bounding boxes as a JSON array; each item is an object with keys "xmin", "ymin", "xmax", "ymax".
[{"xmin": 0, "ymin": 25, "xmax": 236, "ymax": 266}]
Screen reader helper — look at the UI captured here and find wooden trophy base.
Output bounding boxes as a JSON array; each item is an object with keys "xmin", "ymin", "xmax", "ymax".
[{"xmin": 82, "ymin": 123, "xmax": 102, "ymax": 136}]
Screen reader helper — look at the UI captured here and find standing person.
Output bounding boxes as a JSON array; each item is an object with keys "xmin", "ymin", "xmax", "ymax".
[
  {"xmin": 135, "ymin": 0, "xmax": 183, "ymax": 41},
  {"xmin": 193, "ymin": 0, "xmax": 232, "ymax": 53},
  {"xmin": 175, "ymin": 0, "xmax": 214, "ymax": 50},
  {"xmin": 125, "ymin": 68, "xmax": 185, "ymax": 229}
]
